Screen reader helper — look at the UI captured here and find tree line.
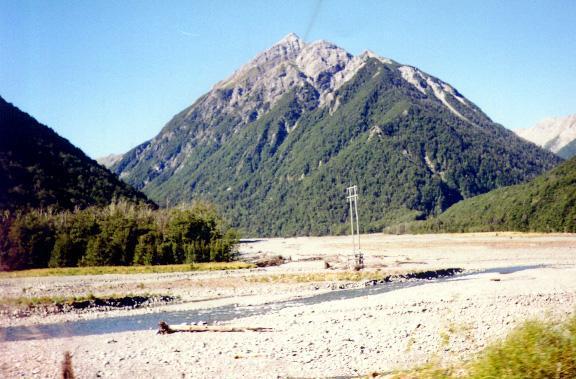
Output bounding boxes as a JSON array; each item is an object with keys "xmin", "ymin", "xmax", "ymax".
[{"xmin": 0, "ymin": 201, "xmax": 239, "ymax": 271}]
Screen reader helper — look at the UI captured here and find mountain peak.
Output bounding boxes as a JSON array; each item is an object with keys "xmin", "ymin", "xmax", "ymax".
[
  {"xmin": 215, "ymin": 33, "xmax": 304, "ymax": 89},
  {"xmin": 271, "ymin": 32, "xmax": 305, "ymax": 53},
  {"xmin": 277, "ymin": 32, "xmax": 302, "ymax": 44},
  {"xmin": 307, "ymin": 39, "xmax": 337, "ymax": 47},
  {"xmin": 212, "ymin": 35, "xmax": 473, "ymax": 123},
  {"xmin": 359, "ymin": 50, "xmax": 393, "ymax": 64},
  {"xmin": 295, "ymin": 39, "xmax": 352, "ymax": 85},
  {"xmin": 515, "ymin": 114, "xmax": 576, "ymax": 155}
]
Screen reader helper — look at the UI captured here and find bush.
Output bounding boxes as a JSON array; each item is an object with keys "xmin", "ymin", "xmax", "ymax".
[
  {"xmin": 388, "ymin": 314, "xmax": 576, "ymax": 379},
  {"xmin": 3, "ymin": 211, "xmax": 55, "ymax": 269},
  {"xmin": 133, "ymin": 232, "xmax": 158, "ymax": 265},
  {"xmin": 49, "ymin": 233, "xmax": 76, "ymax": 268},
  {"xmin": 469, "ymin": 316, "xmax": 576, "ymax": 378},
  {"xmin": 386, "ymin": 315, "xmax": 576, "ymax": 379}
]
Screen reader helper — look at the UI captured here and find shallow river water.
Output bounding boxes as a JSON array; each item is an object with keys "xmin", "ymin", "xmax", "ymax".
[{"xmin": 0, "ymin": 265, "xmax": 543, "ymax": 342}]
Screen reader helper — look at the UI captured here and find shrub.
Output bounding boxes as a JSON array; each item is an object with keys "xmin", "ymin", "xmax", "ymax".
[{"xmin": 468, "ymin": 316, "xmax": 576, "ymax": 379}]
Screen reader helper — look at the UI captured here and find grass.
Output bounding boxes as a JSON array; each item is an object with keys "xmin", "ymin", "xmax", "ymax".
[
  {"xmin": 439, "ymin": 331, "xmax": 451, "ymax": 348},
  {"xmin": 467, "ymin": 316, "xmax": 576, "ymax": 378},
  {"xmin": 385, "ymin": 362, "xmax": 453, "ymax": 379},
  {"xmin": 405, "ymin": 337, "xmax": 416, "ymax": 353},
  {"xmin": 244, "ymin": 268, "xmax": 456, "ymax": 284},
  {"xmin": 0, "ymin": 261, "xmax": 255, "ymax": 279},
  {"xmin": 385, "ymin": 314, "xmax": 576, "ymax": 378},
  {"xmin": 0, "ymin": 293, "xmax": 131, "ymax": 307},
  {"xmin": 0, "ymin": 292, "xmax": 167, "ymax": 307},
  {"xmin": 439, "ymin": 322, "xmax": 474, "ymax": 349},
  {"xmin": 244, "ymin": 270, "xmax": 392, "ymax": 283},
  {"xmin": 1, "ymin": 293, "xmax": 95, "ymax": 307}
]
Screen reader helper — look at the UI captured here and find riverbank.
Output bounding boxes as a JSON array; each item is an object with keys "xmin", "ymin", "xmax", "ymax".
[{"xmin": 1, "ymin": 233, "xmax": 575, "ymax": 378}]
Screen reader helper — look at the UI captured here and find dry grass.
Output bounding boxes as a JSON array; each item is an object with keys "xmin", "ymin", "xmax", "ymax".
[
  {"xmin": 385, "ymin": 314, "xmax": 576, "ymax": 379},
  {"xmin": 0, "ymin": 262, "xmax": 255, "ymax": 279},
  {"xmin": 245, "ymin": 270, "xmax": 392, "ymax": 283}
]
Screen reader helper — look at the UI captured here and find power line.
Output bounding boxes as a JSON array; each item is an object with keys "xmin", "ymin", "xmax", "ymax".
[{"xmin": 346, "ymin": 185, "xmax": 363, "ymax": 270}]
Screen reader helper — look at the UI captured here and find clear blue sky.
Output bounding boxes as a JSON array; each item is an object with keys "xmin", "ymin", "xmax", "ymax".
[{"xmin": 1, "ymin": 0, "xmax": 575, "ymax": 158}]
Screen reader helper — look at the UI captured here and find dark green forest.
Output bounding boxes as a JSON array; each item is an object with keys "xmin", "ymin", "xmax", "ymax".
[
  {"xmin": 0, "ymin": 96, "xmax": 153, "ymax": 211},
  {"xmin": 387, "ymin": 156, "xmax": 576, "ymax": 233},
  {"xmin": 0, "ymin": 96, "xmax": 241, "ymax": 271},
  {"xmin": 0, "ymin": 202, "xmax": 239, "ymax": 271}
]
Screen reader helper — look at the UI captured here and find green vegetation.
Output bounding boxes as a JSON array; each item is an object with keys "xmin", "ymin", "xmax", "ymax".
[
  {"xmin": 2, "ymin": 293, "xmax": 114, "ymax": 307},
  {"xmin": 391, "ymin": 156, "xmax": 576, "ymax": 234},
  {"xmin": 0, "ymin": 293, "xmax": 177, "ymax": 310},
  {"xmin": 0, "ymin": 201, "xmax": 239, "ymax": 271},
  {"xmin": 0, "ymin": 96, "xmax": 153, "ymax": 211},
  {"xmin": 387, "ymin": 314, "xmax": 576, "ymax": 378},
  {"xmin": 113, "ymin": 59, "xmax": 560, "ymax": 236},
  {"xmin": 0, "ymin": 261, "xmax": 253, "ymax": 278},
  {"xmin": 469, "ymin": 317, "xmax": 576, "ymax": 378},
  {"xmin": 243, "ymin": 268, "xmax": 455, "ymax": 283}
]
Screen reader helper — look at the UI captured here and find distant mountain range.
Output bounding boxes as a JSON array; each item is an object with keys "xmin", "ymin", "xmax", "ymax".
[
  {"xmin": 111, "ymin": 33, "xmax": 560, "ymax": 236},
  {"xmin": 514, "ymin": 114, "xmax": 576, "ymax": 159},
  {"xmin": 0, "ymin": 96, "xmax": 152, "ymax": 211},
  {"xmin": 406, "ymin": 155, "xmax": 576, "ymax": 233}
]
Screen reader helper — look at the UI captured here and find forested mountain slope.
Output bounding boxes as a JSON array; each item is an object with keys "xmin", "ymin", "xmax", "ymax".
[
  {"xmin": 403, "ymin": 156, "xmax": 576, "ymax": 233},
  {"xmin": 112, "ymin": 34, "xmax": 560, "ymax": 236},
  {"xmin": 0, "ymin": 96, "xmax": 152, "ymax": 210}
]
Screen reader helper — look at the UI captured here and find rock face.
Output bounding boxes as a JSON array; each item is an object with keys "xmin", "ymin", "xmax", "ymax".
[
  {"xmin": 112, "ymin": 33, "xmax": 560, "ymax": 236},
  {"xmin": 515, "ymin": 114, "xmax": 576, "ymax": 158},
  {"xmin": 97, "ymin": 153, "xmax": 124, "ymax": 169}
]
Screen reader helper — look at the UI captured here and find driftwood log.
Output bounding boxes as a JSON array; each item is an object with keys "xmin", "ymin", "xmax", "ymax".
[{"xmin": 158, "ymin": 321, "xmax": 273, "ymax": 334}]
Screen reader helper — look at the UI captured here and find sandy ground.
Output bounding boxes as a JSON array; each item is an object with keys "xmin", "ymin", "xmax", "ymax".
[{"xmin": 1, "ymin": 232, "xmax": 576, "ymax": 378}]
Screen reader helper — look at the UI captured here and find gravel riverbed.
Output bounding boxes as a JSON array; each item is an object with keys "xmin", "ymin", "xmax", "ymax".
[{"xmin": 1, "ymin": 232, "xmax": 575, "ymax": 378}]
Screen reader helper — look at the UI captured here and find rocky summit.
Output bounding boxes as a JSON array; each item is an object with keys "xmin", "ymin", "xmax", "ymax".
[
  {"xmin": 112, "ymin": 33, "xmax": 560, "ymax": 236},
  {"xmin": 515, "ymin": 114, "xmax": 576, "ymax": 159}
]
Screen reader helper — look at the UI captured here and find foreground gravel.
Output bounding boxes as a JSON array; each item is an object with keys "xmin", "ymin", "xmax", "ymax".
[{"xmin": 1, "ymin": 233, "xmax": 575, "ymax": 378}]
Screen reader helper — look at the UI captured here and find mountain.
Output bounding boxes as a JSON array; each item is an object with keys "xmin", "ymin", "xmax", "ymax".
[
  {"xmin": 97, "ymin": 153, "xmax": 124, "ymax": 169},
  {"xmin": 515, "ymin": 114, "xmax": 576, "ymax": 158},
  {"xmin": 0, "ymin": 96, "xmax": 153, "ymax": 210},
  {"xmin": 112, "ymin": 33, "xmax": 560, "ymax": 236},
  {"xmin": 558, "ymin": 139, "xmax": 576, "ymax": 160},
  {"xmin": 402, "ymin": 156, "xmax": 576, "ymax": 233}
]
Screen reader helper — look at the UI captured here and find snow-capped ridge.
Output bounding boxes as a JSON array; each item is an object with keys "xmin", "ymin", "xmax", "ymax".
[{"xmin": 515, "ymin": 114, "xmax": 576, "ymax": 153}]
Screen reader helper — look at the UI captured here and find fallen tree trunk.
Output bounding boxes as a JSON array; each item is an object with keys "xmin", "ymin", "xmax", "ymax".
[{"xmin": 158, "ymin": 321, "xmax": 273, "ymax": 334}]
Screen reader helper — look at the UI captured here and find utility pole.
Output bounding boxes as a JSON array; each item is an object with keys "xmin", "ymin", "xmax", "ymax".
[{"xmin": 346, "ymin": 185, "xmax": 363, "ymax": 269}]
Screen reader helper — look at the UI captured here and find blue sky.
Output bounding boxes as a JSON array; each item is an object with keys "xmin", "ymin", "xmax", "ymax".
[{"xmin": 1, "ymin": 0, "xmax": 575, "ymax": 158}]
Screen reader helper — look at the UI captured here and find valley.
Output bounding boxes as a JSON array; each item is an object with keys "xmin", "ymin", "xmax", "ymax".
[{"xmin": 1, "ymin": 5, "xmax": 575, "ymax": 377}]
